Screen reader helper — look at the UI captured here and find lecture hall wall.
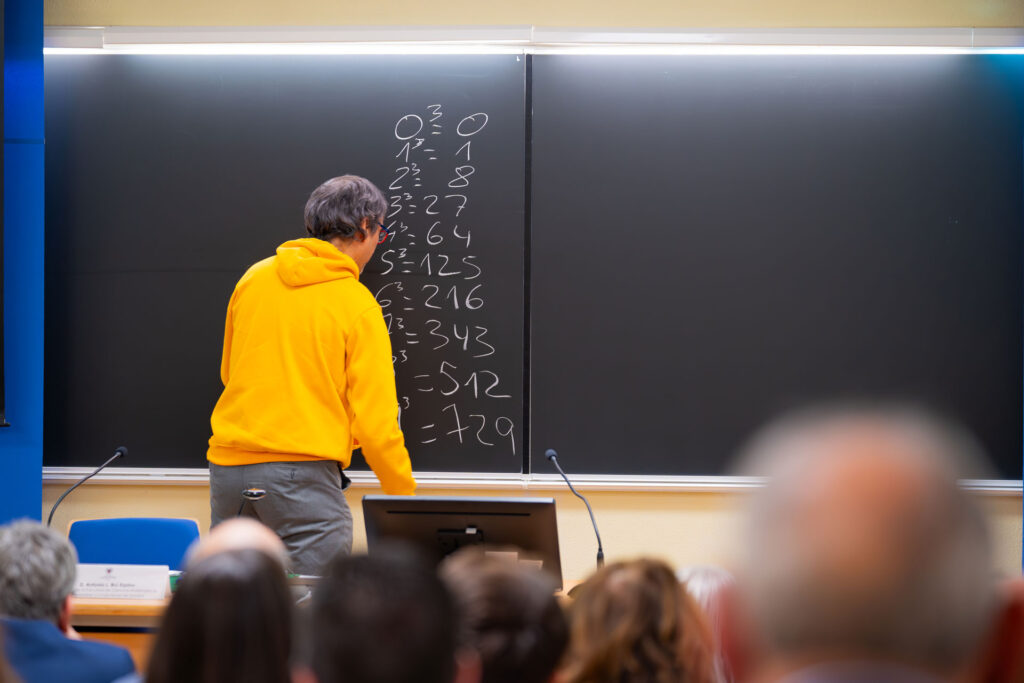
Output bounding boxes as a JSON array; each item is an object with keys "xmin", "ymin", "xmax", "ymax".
[{"xmin": 39, "ymin": 0, "xmax": 1024, "ymax": 580}]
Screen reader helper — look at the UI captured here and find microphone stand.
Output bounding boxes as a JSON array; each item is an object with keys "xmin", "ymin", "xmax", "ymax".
[
  {"xmin": 546, "ymin": 449, "xmax": 604, "ymax": 568},
  {"xmin": 47, "ymin": 447, "xmax": 127, "ymax": 527}
]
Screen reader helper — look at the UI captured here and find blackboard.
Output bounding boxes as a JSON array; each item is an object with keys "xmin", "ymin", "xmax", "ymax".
[
  {"xmin": 44, "ymin": 54, "xmax": 526, "ymax": 472},
  {"xmin": 44, "ymin": 53, "xmax": 1024, "ymax": 481},
  {"xmin": 530, "ymin": 55, "xmax": 1024, "ymax": 479}
]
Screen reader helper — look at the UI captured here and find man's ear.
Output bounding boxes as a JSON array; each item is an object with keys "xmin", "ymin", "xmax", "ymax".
[
  {"xmin": 357, "ymin": 217, "xmax": 373, "ymax": 240},
  {"xmin": 57, "ymin": 595, "xmax": 73, "ymax": 634}
]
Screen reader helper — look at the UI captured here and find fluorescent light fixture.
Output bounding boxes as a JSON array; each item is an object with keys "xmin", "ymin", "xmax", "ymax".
[
  {"xmin": 45, "ymin": 44, "xmax": 1024, "ymax": 57},
  {"xmin": 529, "ymin": 44, "xmax": 1024, "ymax": 55},
  {"xmin": 44, "ymin": 43, "xmax": 527, "ymax": 55},
  {"xmin": 42, "ymin": 26, "xmax": 1024, "ymax": 56},
  {"xmin": 44, "ymin": 25, "xmax": 532, "ymax": 54}
]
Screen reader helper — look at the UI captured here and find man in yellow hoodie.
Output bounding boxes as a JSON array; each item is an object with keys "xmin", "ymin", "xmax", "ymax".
[{"xmin": 208, "ymin": 175, "xmax": 416, "ymax": 575}]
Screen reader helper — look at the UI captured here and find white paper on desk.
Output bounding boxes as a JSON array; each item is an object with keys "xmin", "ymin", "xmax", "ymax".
[{"xmin": 74, "ymin": 564, "xmax": 169, "ymax": 600}]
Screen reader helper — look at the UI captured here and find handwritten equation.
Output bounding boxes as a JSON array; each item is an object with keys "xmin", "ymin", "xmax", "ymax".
[{"xmin": 369, "ymin": 105, "xmax": 518, "ymax": 460}]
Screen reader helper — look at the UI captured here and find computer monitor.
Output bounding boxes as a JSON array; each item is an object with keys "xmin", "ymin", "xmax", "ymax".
[{"xmin": 362, "ymin": 495, "xmax": 563, "ymax": 588}]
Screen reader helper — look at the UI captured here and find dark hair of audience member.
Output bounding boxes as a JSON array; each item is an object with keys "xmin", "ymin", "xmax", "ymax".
[
  {"xmin": 145, "ymin": 549, "xmax": 293, "ymax": 683},
  {"xmin": 308, "ymin": 545, "xmax": 458, "ymax": 683},
  {"xmin": 562, "ymin": 558, "xmax": 716, "ymax": 683},
  {"xmin": 440, "ymin": 549, "xmax": 568, "ymax": 683}
]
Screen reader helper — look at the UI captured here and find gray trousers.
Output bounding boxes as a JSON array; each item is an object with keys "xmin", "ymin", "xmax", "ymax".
[{"xmin": 210, "ymin": 460, "xmax": 353, "ymax": 576}]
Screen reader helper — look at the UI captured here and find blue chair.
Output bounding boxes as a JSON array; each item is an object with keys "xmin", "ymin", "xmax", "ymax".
[{"xmin": 68, "ymin": 518, "xmax": 200, "ymax": 571}]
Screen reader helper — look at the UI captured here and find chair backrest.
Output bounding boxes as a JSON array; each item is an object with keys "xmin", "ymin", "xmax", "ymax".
[{"xmin": 68, "ymin": 518, "xmax": 200, "ymax": 571}]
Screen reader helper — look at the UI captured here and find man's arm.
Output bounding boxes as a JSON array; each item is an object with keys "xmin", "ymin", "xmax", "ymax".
[
  {"xmin": 345, "ymin": 307, "xmax": 416, "ymax": 495},
  {"xmin": 219, "ymin": 288, "xmax": 237, "ymax": 386}
]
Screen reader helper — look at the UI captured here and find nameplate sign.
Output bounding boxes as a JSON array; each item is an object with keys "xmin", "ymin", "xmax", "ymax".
[{"xmin": 74, "ymin": 564, "xmax": 169, "ymax": 600}]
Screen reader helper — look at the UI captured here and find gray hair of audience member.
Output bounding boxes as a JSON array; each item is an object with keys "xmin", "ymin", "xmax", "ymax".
[
  {"xmin": 440, "ymin": 549, "xmax": 569, "ymax": 683},
  {"xmin": 734, "ymin": 404, "xmax": 996, "ymax": 674},
  {"xmin": 0, "ymin": 521, "xmax": 78, "ymax": 622},
  {"xmin": 304, "ymin": 175, "xmax": 388, "ymax": 242},
  {"xmin": 678, "ymin": 565, "xmax": 736, "ymax": 683}
]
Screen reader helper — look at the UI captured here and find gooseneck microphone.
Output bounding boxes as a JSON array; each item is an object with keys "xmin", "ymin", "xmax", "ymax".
[
  {"xmin": 47, "ymin": 447, "xmax": 127, "ymax": 527},
  {"xmin": 545, "ymin": 448, "xmax": 604, "ymax": 569}
]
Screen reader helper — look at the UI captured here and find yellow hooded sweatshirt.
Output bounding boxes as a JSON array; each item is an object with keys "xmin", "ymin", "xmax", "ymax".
[{"xmin": 207, "ymin": 238, "xmax": 416, "ymax": 495}]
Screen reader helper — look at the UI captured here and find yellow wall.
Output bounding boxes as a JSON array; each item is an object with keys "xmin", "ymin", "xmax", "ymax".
[
  {"xmin": 42, "ymin": 483, "xmax": 1022, "ymax": 581},
  {"xmin": 43, "ymin": 0, "xmax": 1024, "ymax": 29}
]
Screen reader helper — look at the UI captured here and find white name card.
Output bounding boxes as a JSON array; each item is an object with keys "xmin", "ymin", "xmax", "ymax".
[{"xmin": 74, "ymin": 564, "xmax": 169, "ymax": 600}]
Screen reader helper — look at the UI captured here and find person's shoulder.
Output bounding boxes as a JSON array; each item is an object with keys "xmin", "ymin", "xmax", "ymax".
[
  {"xmin": 68, "ymin": 635, "xmax": 134, "ymax": 660},
  {"xmin": 1, "ymin": 616, "xmax": 63, "ymax": 644},
  {"xmin": 336, "ymin": 279, "xmax": 383, "ymax": 317},
  {"xmin": 2, "ymin": 618, "xmax": 135, "ymax": 683},
  {"xmin": 353, "ymin": 279, "xmax": 383, "ymax": 305},
  {"xmin": 239, "ymin": 255, "xmax": 277, "ymax": 283},
  {"xmin": 63, "ymin": 637, "xmax": 136, "ymax": 679},
  {"xmin": 227, "ymin": 256, "xmax": 280, "ymax": 302}
]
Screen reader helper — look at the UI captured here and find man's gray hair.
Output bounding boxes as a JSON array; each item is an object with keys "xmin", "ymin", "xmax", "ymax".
[
  {"xmin": 304, "ymin": 175, "xmax": 388, "ymax": 242},
  {"xmin": 735, "ymin": 404, "xmax": 996, "ymax": 673},
  {"xmin": 0, "ymin": 521, "xmax": 78, "ymax": 622}
]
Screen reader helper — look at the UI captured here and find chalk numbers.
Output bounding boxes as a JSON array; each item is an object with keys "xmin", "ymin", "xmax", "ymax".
[{"xmin": 374, "ymin": 105, "xmax": 515, "ymax": 457}]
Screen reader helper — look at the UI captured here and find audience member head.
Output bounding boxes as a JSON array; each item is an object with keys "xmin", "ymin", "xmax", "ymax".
[
  {"xmin": 440, "ymin": 549, "xmax": 568, "ymax": 683},
  {"xmin": 305, "ymin": 544, "xmax": 473, "ymax": 683},
  {"xmin": 561, "ymin": 558, "xmax": 716, "ymax": 683},
  {"xmin": 146, "ymin": 548, "xmax": 293, "ymax": 683},
  {"xmin": 0, "ymin": 521, "xmax": 77, "ymax": 630},
  {"xmin": 304, "ymin": 175, "xmax": 387, "ymax": 243},
  {"xmin": 189, "ymin": 517, "xmax": 290, "ymax": 570},
  {"xmin": 731, "ymin": 405, "xmax": 996, "ymax": 680},
  {"xmin": 677, "ymin": 565, "xmax": 736, "ymax": 683}
]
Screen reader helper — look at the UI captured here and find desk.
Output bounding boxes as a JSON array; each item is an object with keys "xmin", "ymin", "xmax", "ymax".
[
  {"xmin": 71, "ymin": 598, "xmax": 167, "ymax": 629},
  {"xmin": 70, "ymin": 597, "xmax": 168, "ymax": 671},
  {"xmin": 69, "ymin": 579, "xmax": 579, "ymax": 672}
]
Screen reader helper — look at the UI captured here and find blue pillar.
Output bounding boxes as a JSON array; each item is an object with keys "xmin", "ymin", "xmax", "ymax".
[{"xmin": 1, "ymin": 0, "xmax": 44, "ymax": 523}]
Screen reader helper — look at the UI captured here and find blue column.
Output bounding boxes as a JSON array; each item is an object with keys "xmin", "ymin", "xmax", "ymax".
[{"xmin": 1, "ymin": 0, "xmax": 44, "ymax": 523}]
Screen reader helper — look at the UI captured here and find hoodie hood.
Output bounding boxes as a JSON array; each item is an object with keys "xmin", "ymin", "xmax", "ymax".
[{"xmin": 275, "ymin": 238, "xmax": 359, "ymax": 287}]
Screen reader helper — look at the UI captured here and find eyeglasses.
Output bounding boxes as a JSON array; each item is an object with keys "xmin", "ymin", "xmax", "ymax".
[{"xmin": 377, "ymin": 222, "xmax": 391, "ymax": 245}]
